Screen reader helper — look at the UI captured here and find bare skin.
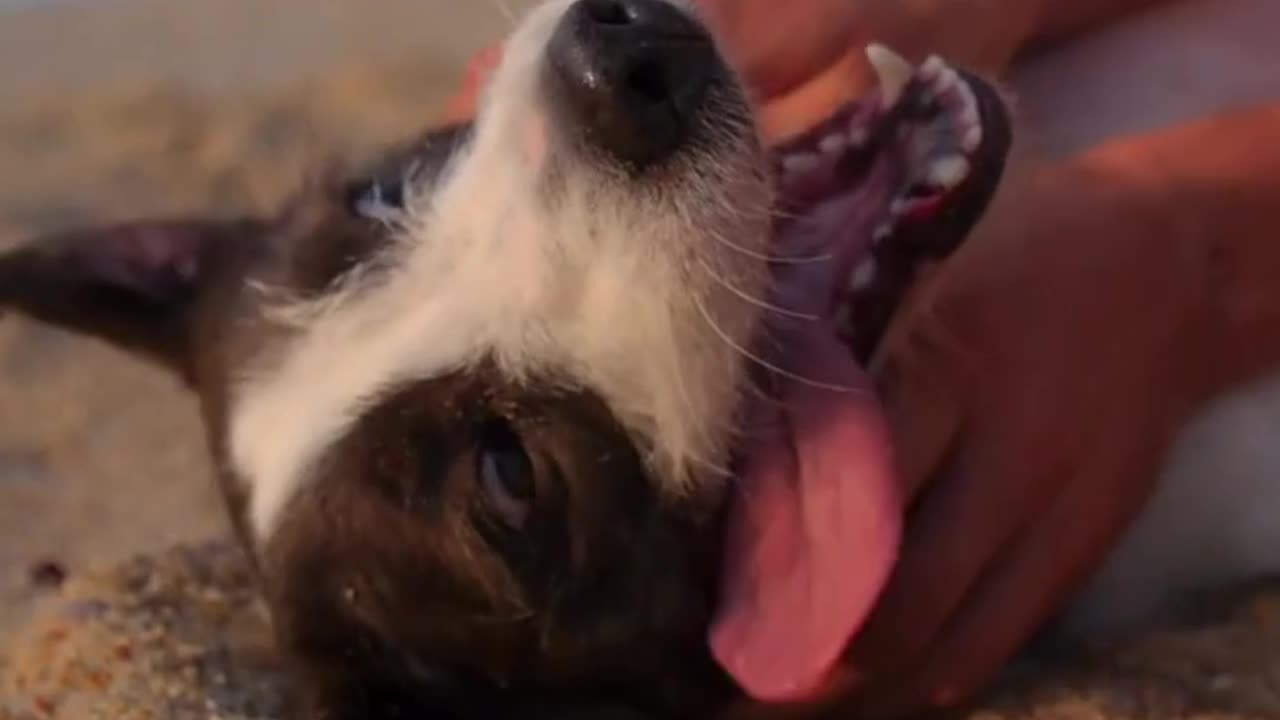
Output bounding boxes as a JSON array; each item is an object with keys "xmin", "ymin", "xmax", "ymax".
[
  {"xmin": 442, "ymin": 0, "xmax": 1172, "ymax": 141},
  {"xmin": 691, "ymin": 0, "xmax": 1174, "ymax": 141},
  {"xmin": 844, "ymin": 102, "xmax": 1280, "ymax": 718},
  {"xmin": 447, "ymin": 1, "xmax": 1280, "ymax": 717}
]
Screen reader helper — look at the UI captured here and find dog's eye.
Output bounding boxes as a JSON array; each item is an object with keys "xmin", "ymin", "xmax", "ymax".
[
  {"xmin": 348, "ymin": 177, "xmax": 406, "ymax": 223},
  {"xmin": 477, "ymin": 420, "xmax": 536, "ymax": 528}
]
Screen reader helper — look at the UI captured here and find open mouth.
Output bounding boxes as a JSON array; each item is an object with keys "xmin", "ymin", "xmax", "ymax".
[
  {"xmin": 713, "ymin": 46, "xmax": 1012, "ymax": 704},
  {"xmin": 767, "ymin": 45, "xmax": 1012, "ymax": 362}
]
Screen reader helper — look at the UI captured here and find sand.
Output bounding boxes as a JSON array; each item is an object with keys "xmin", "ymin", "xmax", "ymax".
[
  {"xmin": 1, "ymin": 543, "xmax": 1278, "ymax": 719},
  {"xmin": 0, "ymin": 0, "xmax": 536, "ymax": 646},
  {"xmin": 1, "ymin": 0, "xmax": 1278, "ymax": 716}
]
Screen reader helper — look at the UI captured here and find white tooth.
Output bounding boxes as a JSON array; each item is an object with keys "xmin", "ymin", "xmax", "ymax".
[
  {"xmin": 818, "ymin": 133, "xmax": 848, "ymax": 155},
  {"xmin": 783, "ymin": 152, "xmax": 822, "ymax": 175},
  {"xmin": 891, "ymin": 196, "xmax": 932, "ymax": 216},
  {"xmin": 927, "ymin": 155, "xmax": 970, "ymax": 188},
  {"xmin": 865, "ymin": 44, "xmax": 913, "ymax": 108},
  {"xmin": 848, "ymin": 124, "xmax": 869, "ymax": 146},
  {"xmin": 955, "ymin": 82, "xmax": 981, "ymax": 127},
  {"xmin": 849, "ymin": 258, "xmax": 877, "ymax": 291},
  {"xmin": 919, "ymin": 55, "xmax": 946, "ymax": 82},
  {"xmin": 956, "ymin": 80, "xmax": 979, "ymax": 111},
  {"xmin": 962, "ymin": 125, "xmax": 983, "ymax": 152},
  {"xmin": 934, "ymin": 66, "xmax": 960, "ymax": 94},
  {"xmin": 958, "ymin": 100, "xmax": 980, "ymax": 130}
]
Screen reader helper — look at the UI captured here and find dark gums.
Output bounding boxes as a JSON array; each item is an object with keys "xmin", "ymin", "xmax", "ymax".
[{"xmin": 846, "ymin": 70, "xmax": 1014, "ymax": 363}]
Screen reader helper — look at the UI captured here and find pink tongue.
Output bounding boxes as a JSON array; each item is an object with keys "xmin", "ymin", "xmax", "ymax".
[{"xmin": 710, "ymin": 325, "xmax": 902, "ymax": 702}]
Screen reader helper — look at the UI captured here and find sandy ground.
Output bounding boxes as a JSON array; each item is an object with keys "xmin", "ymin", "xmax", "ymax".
[
  {"xmin": 0, "ymin": 0, "xmax": 539, "ymax": 646},
  {"xmin": 1, "ymin": 0, "xmax": 1279, "ymax": 716}
]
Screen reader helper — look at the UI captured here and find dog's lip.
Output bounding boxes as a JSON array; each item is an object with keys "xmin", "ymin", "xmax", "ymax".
[{"xmin": 763, "ymin": 52, "xmax": 1012, "ymax": 365}]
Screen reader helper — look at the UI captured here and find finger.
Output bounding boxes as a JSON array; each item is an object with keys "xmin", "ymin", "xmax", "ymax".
[
  {"xmin": 845, "ymin": 189, "xmax": 1098, "ymax": 685},
  {"xmin": 855, "ymin": 425, "xmax": 1167, "ymax": 719},
  {"xmin": 869, "ymin": 236, "xmax": 1012, "ymax": 503},
  {"xmin": 825, "ymin": 288, "xmax": 1002, "ymax": 695},
  {"xmin": 758, "ymin": 49, "xmax": 873, "ymax": 145},
  {"xmin": 836, "ymin": 446, "xmax": 1036, "ymax": 693},
  {"xmin": 690, "ymin": 0, "xmax": 865, "ymax": 101},
  {"xmin": 441, "ymin": 43, "xmax": 504, "ymax": 125},
  {"xmin": 845, "ymin": 355, "xmax": 1094, "ymax": 688},
  {"xmin": 869, "ymin": 292, "xmax": 974, "ymax": 503}
]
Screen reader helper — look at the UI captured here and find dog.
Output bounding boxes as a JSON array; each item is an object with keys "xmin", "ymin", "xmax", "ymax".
[{"xmin": 0, "ymin": 0, "xmax": 1012, "ymax": 717}]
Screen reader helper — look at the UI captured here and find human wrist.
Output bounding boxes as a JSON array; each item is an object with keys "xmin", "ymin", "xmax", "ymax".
[{"xmin": 1027, "ymin": 0, "xmax": 1179, "ymax": 54}]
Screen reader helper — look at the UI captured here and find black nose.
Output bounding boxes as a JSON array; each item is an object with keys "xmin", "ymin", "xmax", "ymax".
[{"xmin": 545, "ymin": 0, "xmax": 719, "ymax": 171}]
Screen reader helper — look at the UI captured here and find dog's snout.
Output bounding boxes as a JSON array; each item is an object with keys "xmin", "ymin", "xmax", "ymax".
[{"xmin": 546, "ymin": 0, "xmax": 717, "ymax": 170}]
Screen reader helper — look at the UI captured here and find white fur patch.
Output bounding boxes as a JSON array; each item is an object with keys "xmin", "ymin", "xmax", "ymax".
[{"xmin": 229, "ymin": 0, "xmax": 773, "ymax": 540}]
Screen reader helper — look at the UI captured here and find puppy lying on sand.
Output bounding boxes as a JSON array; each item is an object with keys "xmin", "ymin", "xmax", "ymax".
[
  {"xmin": 0, "ymin": 0, "xmax": 1012, "ymax": 716},
  {"xmin": 6, "ymin": 0, "xmax": 1280, "ymax": 718}
]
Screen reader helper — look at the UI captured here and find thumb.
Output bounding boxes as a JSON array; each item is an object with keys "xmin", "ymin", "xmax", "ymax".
[
  {"xmin": 868, "ymin": 278, "xmax": 979, "ymax": 503},
  {"xmin": 757, "ymin": 49, "xmax": 873, "ymax": 145},
  {"xmin": 442, "ymin": 43, "xmax": 504, "ymax": 125}
]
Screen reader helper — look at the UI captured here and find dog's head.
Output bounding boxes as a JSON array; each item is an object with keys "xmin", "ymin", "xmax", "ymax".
[{"xmin": 0, "ymin": 0, "xmax": 1011, "ymax": 715}]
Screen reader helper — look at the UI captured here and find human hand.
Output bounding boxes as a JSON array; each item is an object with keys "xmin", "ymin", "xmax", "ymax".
[
  {"xmin": 834, "ymin": 105, "xmax": 1280, "ymax": 717},
  {"xmin": 686, "ymin": 0, "xmax": 1168, "ymax": 142}
]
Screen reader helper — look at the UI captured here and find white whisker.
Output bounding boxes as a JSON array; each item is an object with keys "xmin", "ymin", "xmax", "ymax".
[
  {"xmin": 695, "ymin": 256, "xmax": 817, "ymax": 321},
  {"xmin": 693, "ymin": 295, "xmax": 864, "ymax": 394},
  {"xmin": 678, "ymin": 449, "xmax": 735, "ymax": 482},
  {"xmin": 705, "ymin": 227, "xmax": 832, "ymax": 265}
]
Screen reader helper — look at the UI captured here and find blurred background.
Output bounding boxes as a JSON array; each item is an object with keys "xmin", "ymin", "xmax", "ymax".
[{"xmin": 0, "ymin": 0, "xmax": 542, "ymax": 648}]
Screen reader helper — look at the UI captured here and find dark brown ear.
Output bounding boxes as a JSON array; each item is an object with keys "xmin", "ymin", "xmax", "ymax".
[{"xmin": 0, "ymin": 216, "xmax": 263, "ymax": 380}]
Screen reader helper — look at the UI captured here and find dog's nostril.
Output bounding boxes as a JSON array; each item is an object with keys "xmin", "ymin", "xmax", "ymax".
[
  {"xmin": 585, "ymin": 0, "xmax": 634, "ymax": 26},
  {"xmin": 547, "ymin": 0, "xmax": 717, "ymax": 170},
  {"xmin": 625, "ymin": 59, "xmax": 669, "ymax": 106}
]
